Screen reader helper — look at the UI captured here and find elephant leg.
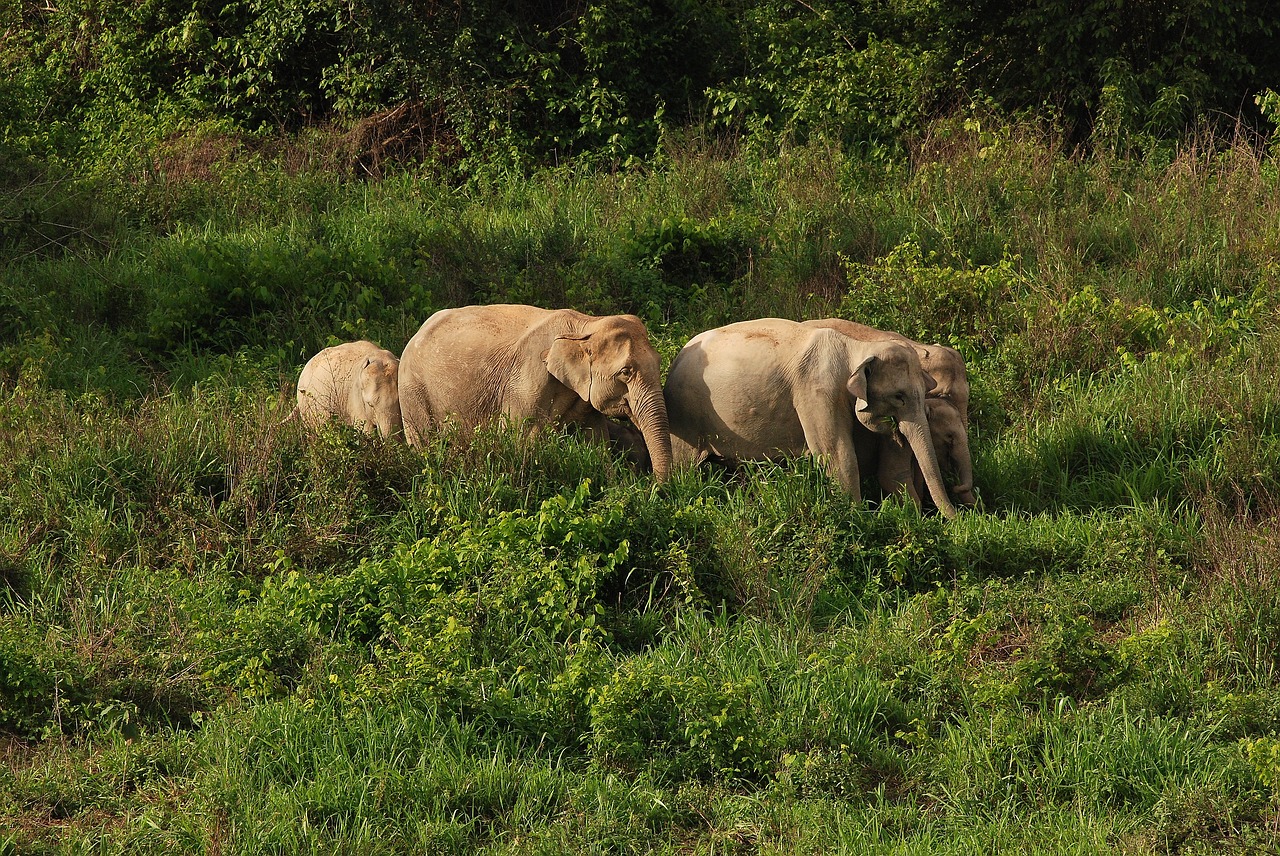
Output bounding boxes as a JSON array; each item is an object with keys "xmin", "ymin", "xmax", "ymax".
[
  {"xmin": 903, "ymin": 475, "xmax": 923, "ymax": 506},
  {"xmin": 795, "ymin": 392, "xmax": 862, "ymax": 501},
  {"xmin": 403, "ymin": 419, "xmax": 429, "ymax": 447},
  {"xmin": 825, "ymin": 441, "xmax": 863, "ymax": 501},
  {"xmin": 399, "ymin": 385, "xmax": 434, "ymax": 448}
]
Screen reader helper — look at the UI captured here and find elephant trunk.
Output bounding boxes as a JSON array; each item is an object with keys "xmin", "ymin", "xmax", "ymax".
[
  {"xmin": 630, "ymin": 386, "xmax": 673, "ymax": 482},
  {"xmin": 378, "ymin": 408, "xmax": 405, "ymax": 439},
  {"xmin": 950, "ymin": 427, "xmax": 976, "ymax": 506},
  {"xmin": 900, "ymin": 418, "xmax": 959, "ymax": 519}
]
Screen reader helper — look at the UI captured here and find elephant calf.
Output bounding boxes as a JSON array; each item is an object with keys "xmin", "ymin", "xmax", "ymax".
[
  {"xmin": 287, "ymin": 340, "xmax": 403, "ymax": 438},
  {"xmin": 864, "ymin": 397, "xmax": 976, "ymax": 509}
]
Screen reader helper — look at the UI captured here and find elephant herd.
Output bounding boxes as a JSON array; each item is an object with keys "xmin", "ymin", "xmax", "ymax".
[{"xmin": 286, "ymin": 304, "xmax": 976, "ymax": 517}]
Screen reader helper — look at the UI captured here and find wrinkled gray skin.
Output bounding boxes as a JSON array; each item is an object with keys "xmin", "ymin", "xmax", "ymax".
[
  {"xmin": 866, "ymin": 397, "xmax": 976, "ymax": 509},
  {"xmin": 398, "ymin": 304, "xmax": 672, "ymax": 481},
  {"xmin": 803, "ymin": 318, "xmax": 970, "ymax": 424},
  {"xmin": 665, "ymin": 318, "xmax": 958, "ymax": 518},
  {"xmin": 289, "ymin": 340, "xmax": 403, "ymax": 437}
]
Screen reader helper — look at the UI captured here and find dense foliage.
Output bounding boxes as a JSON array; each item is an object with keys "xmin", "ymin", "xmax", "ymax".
[
  {"xmin": 3, "ymin": 124, "xmax": 1280, "ymax": 850},
  {"xmin": 4, "ymin": 0, "xmax": 1278, "ymax": 173},
  {"xmin": 4, "ymin": 0, "xmax": 1280, "ymax": 849},
  {"xmin": 935, "ymin": 0, "xmax": 1280, "ymax": 143}
]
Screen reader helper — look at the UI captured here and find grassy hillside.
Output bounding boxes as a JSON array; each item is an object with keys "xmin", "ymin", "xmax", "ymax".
[{"xmin": 3, "ymin": 124, "xmax": 1280, "ymax": 853}]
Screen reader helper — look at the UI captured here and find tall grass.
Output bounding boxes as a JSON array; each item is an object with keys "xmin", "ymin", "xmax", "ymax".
[{"xmin": 3, "ymin": 123, "xmax": 1280, "ymax": 852}]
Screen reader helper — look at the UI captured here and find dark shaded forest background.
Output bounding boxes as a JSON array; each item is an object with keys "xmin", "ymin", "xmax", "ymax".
[{"xmin": 3, "ymin": 0, "xmax": 1278, "ymax": 179}]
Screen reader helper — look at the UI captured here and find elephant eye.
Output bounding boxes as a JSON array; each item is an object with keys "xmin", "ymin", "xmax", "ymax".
[{"xmin": 617, "ymin": 366, "xmax": 635, "ymax": 381}]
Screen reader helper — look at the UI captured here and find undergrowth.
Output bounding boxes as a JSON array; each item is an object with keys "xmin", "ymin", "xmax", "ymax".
[{"xmin": 3, "ymin": 126, "xmax": 1280, "ymax": 853}]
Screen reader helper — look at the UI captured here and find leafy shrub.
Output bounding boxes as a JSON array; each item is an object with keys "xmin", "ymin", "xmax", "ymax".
[
  {"xmin": 1244, "ymin": 736, "xmax": 1280, "ymax": 803},
  {"xmin": 135, "ymin": 228, "xmax": 412, "ymax": 361},
  {"xmin": 921, "ymin": 513, "xmax": 1189, "ymax": 708},
  {"xmin": 197, "ymin": 479, "xmax": 703, "ymax": 747},
  {"xmin": 625, "ymin": 215, "xmax": 752, "ymax": 323},
  {"xmin": 0, "ymin": 617, "xmax": 163, "ymax": 739},
  {"xmin": 934, "ymin": 0, "xmax": 1280, "ymax": 142},
  {"xmin": 776, "ymin": 744, "xmax": 904, "ymax": 800},
  {"xmin": 1010, "ymin": 605, "xmax": 1116, "ymax": 701},
  {"xmin": 845, "ymin": 503, "xmax": 951, "ymax": 594},
  {"xmin": 1014, "ymin": 283, "xmax": 1274, "ymax": 383},
  {"xmin": 839, "ymin": 237, "xmax": 1025, "ymax": 349},
  {"xmin": 589, "ymin": 649, "xmax": 774, "ymax": 782},
  {"xmin": 0, "ymin": 619, "xmax": 68, "ymax": 738},
  {"xmin": 204, "ymin": 575, "xmax": 319, "ymax": 701},
  {"xmin": 706, "ymin": 0, "xmax": 940, "ymax": 156}
]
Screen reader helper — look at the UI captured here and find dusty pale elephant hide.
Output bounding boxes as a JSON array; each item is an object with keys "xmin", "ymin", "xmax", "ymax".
[
  {"xmin": 397, "ymin": 304, "xmax": 672, "ymax": 481},
  {"xmin": 288, "ymin": 340, "xmax": 403, "ymax": 438},
  {"xmin": 664, "ymin": 317, "xmax": 958, "ymax": 517}
]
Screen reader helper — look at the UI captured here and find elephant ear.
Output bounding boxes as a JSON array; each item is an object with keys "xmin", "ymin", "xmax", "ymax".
[
  {"xmin": 914, "ymin": 348, "xmax": 939, "ymax": 392},
  {"xmin": 847, "ymin": 355, "xmax": 874, "ymax": 403},
  {"xmin": 545, "ymin": 334, "xmax": 594, "ymax": 402}
]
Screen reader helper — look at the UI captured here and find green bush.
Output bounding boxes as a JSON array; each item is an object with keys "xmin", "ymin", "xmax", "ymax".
[
  {"xmin": 625, "ymin": 215, "xmax": 752, "ymax": 323},
  {"xmin": 0, "ymin": 615, "xmax": 169, "ymax": 740},
  {"xmin": 706, "ymin": 0, "xmax": 940, "ymax": 155},
  {"xmin": 839, "ymin": 237, "xmax": 1025, "ymax": 349},
  {"xmin": 0, "ymin": 619, "xmax": 68, "ymax": 738},
  {"xmin": 194, "ymin": 477, "xmax": 698, "ymax": 747},
  {"xmin": 590, "ymin": 651, "xmax": 772, "ymax": 781}
]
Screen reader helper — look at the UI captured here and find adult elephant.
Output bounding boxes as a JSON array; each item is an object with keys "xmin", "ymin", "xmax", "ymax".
[
  {"xmin": 665, "ymin": 318, "xmax": 958, "ymax": 517},
  {"xmin": 802, "ymin": 318, "xmax": 970, "ymax": 424},
  {"xmin": 399, "ymin": 305, "xmax": 673, "ymax": 481}
]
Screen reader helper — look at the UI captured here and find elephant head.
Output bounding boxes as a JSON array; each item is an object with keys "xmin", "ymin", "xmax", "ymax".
[
  {"xmin": 920, "ymin": 344, "xmax": 970, "ymax": 426},
  {"xmin": 847, "ymin": 341, "xmax": 958, "ymax": 517},
  {"xmin": 358, "ymin": 353, "xmax": 403, "ymax": 438},
  {"xmin": 292, "ymin": 340, "xmax": 404, "ymax": 439},
  {"xmin": 801, "ymin": 318, "xmax": 971, "ymax": 425},
  {"xmin": 545, "ymin": 314, "xmax": 673, "ymax": 481}
]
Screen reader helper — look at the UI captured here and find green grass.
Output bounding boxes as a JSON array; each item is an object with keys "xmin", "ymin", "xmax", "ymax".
[{"xmin": 3, "ymin": 125, "xmax": 1280, "ymax": 852}]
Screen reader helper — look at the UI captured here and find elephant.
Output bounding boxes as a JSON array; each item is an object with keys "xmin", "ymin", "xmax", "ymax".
[
  {"xmin": 664, "ymin": 318, "xmax": 959, "ymax": 517},
  {"xmin": 864, "ymin": 397, "xmax": 976, "ymax": 509},
  {"xmin": 605, "ymin": 417, "xmax": 652, "ymax": 472},
  {"xmin": 802, "ymin": 318, "xmax": 970, "ymax": 424},
  {"xmin": 287, "ymin": 340, "xmax": 403, "ymax": 437},
  {"xmin": 398, "ymin": 304, "xmax": 673, "ymax": 481}
]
